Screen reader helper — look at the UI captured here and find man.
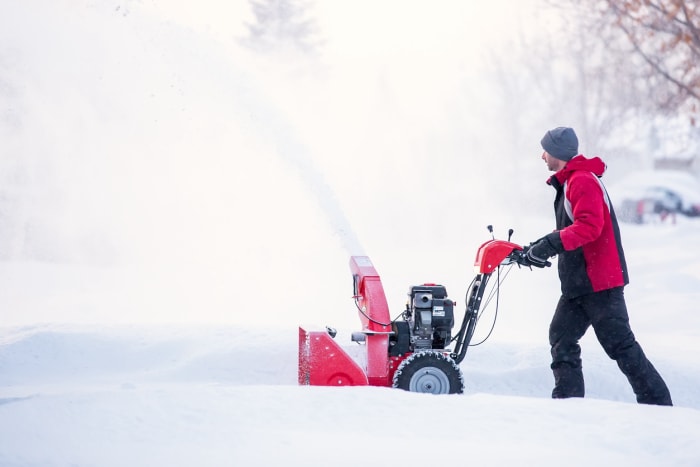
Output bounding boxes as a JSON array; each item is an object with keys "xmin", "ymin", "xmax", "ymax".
[{"xmin": 521, "ymin": 126, "xmax": 672, "ymax": 406}]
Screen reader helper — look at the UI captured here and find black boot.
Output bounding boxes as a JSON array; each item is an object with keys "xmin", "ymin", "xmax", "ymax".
[
  {"xmin": 551, "ymin": 362, "xmax": 585, "ymax": 399},
  {"xmin": 615, "ymin": 343, "xmax": 672, "ymax": 406}
]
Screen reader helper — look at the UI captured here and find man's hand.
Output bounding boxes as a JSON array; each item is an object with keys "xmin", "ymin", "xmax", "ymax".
[
  {"xmin": 529, "ymin": 235, "xmax": 559, "ymax": 260},
  {"xmin": 519, "ymin": 235, "xmax": 559, "ymax": 268},
  {"xmin": 519, "ymin": 245, "xmax": 551, "ymax": 268}
]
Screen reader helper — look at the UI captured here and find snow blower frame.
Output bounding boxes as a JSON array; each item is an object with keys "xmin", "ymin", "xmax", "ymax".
[{"xmin": 298, "ymin": 232, "xmax": 531, "ymax": 394}]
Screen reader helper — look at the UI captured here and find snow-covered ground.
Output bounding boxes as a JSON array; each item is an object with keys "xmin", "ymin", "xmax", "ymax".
[
  {"xmin": 4, "ymin": 220, "xmax": 700, "ymax": 466},
  {"xmin": 2, "ymin": 1, "xmax": 700, "ymax": 466}
]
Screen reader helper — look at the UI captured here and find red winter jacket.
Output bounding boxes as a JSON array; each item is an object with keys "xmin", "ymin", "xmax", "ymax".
[{"xmin": 545, "ymin": 155, "xmax": 629, "ymax": 298}]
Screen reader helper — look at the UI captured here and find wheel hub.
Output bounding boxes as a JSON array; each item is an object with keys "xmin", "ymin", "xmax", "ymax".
[{"xmin": 409, "ymin": 366, "xmax": 450, "ymax": 394}]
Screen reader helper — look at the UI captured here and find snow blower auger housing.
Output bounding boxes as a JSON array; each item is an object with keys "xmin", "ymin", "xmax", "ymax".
[{"xmin": 299, "ymin": 233, "xmax": 528, "ymax": 394}]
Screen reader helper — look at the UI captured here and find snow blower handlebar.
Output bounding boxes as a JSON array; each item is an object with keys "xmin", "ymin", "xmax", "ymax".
[{"xmin": 451, "ymin": 239, "xmax": 528, "ymax": 364}]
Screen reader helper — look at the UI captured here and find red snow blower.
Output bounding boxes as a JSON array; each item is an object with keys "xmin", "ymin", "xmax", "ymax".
[{"xmin": 298, "ymin": 227, "xmax": 541, "ymax": 394}]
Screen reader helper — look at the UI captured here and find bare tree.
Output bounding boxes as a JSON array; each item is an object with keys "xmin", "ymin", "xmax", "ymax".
[
  {"xmin": 486, "ymin": 2, "xmax": 651, "ymax": 163},
  {"xmin": 240, "ymin": 0, "xmax": 321, "ymax": 57},
  {"xmin": 581, "ymin": 0, "xmax": 700, "ymax": 123}
]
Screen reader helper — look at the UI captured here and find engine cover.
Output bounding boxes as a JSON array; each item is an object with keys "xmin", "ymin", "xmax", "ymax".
[{"xmin": 407, "ymin": 284, "xmax": 454, "ymax": 350}]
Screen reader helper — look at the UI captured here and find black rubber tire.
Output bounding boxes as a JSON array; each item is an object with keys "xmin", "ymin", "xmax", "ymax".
[{"xmin": 392, "ymin": 351, "xmax": 464, "ymax": 394}]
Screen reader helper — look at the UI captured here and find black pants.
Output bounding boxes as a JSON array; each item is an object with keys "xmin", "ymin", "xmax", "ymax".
[{"xmin": 549, "ymin": 287, "xmax": 672, "ymax": 406}]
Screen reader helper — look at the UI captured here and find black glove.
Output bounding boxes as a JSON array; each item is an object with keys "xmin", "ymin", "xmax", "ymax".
[
  {"xmin": 519, "ymin": 245, "xmax": 550, "ymax": 268},
  {"xmin": 520, "ymin": 234, "xmax": 559, "ymax": 268},
  {"xmin": 529, "ymin": 235, "xmax": 559, "ymax": 260}
]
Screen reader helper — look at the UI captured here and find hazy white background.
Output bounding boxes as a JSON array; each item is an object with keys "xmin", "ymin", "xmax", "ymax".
[{"xmin": 1, "ymin": 1, "xmax": 699, "ymax": 466}]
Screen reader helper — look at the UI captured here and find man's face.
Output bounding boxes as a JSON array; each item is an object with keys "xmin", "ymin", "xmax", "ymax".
[{"xmin": 542, "ymin": 151, "xmax": 564, "ymax": 172}]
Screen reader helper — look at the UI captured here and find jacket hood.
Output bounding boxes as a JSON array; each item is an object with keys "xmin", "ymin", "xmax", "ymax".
[{"xmin": 548, "ymin": 155, "xmax": 606, "ymax": 185}]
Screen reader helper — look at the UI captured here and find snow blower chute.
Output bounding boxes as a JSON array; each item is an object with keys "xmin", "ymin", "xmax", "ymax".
[{"xmin": 298, "ymin": 228, "xmax": 541, "ymax": 394}]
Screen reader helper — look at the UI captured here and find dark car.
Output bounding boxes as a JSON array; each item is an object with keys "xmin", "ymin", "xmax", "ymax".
[{"xmin": 610, "ymin": 171, "xmax": 700, "ymax": 224}]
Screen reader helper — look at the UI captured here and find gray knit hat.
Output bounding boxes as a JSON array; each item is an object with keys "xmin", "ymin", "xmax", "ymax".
[{"xmin": 541, "ymin": 127, "xmax": 579, "ymax": 161}]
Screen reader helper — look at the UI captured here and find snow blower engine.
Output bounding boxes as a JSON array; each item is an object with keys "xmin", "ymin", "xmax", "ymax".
[
  {"xmin": 298, "ymin": 227, "xmax": 542, "ymax": 394},
  {"xmin": 394, "ymin": 283, "xmax": 455, "ymax": 353}
]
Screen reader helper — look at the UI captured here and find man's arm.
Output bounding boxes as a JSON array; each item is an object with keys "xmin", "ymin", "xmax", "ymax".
[
  {"xmin": 526, "ymin": 173, "xmax": 606, "ymax": 262},
  {"xmin": 558, "ymin": 173, "xmax": 606, "ymax": 250}
]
